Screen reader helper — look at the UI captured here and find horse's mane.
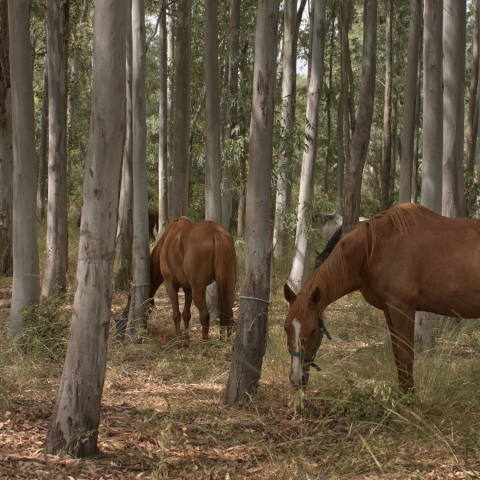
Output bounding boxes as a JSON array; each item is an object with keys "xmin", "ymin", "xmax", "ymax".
[
  {"xmin": 358, "ymin": 203, "xmax": 425, "ymax": 260},
  {"xmin": 297, "ymin": 203, "xmax": 426, "ymax": 312},
  {"xmin": 300, "ymin": 242, "xmax": 348, "ymax": 310}
]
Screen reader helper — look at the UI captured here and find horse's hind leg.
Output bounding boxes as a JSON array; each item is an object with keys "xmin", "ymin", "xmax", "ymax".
[
  {"xmin": 385, "ymin": 307, "xmax": 415, "ymax": 393},
  {"xmin": 192, "ymin": 288, "xmax": 210, "ymax": 349},
  {"xmin": 182, "ymin": 288, "xmax": 192, "ymax": 340},
  {"xmin": 164, "ymin": 281, "xmax": 183, "ymax": 343}
]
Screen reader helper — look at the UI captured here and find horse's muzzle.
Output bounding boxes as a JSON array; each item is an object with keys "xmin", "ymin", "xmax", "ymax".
[{"xmin": 289, "ymin": 371, "xmax": 309, "ymax": 388}]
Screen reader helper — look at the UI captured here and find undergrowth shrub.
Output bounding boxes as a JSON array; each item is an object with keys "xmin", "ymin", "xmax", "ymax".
[{"xmin": 19, "ymin": 288, "xmax": 73, "ymax": 363}]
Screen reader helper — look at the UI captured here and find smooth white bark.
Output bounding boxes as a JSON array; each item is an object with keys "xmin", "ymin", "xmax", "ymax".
[
  {"xmin": 127, "ymin": 0, "xmax": 150, "ymax": 335},
  {"xmin": 43, "ymin": 0, "xmax": 68, "ymax": 296},
  {"xmin": 442, "ymin": 0, "xmax": 466, "ymax": 218},
  {"xmin": 172, "ymin": 0, "xmax": 191, "ymax": 218},
  {"xmin": 7, "ymin": 0, "xmax": 40, "ymax": 341},
  {"xmin": 44, "ymin": 0, "xmax": 126, "ymax": 456},
  {"xmin": 289, "ymin": 0, "xmax": 327, "ymax": 291},
  {"xmin": 204, "ymin": 0, "xmax": 222, "ymax": 223}
]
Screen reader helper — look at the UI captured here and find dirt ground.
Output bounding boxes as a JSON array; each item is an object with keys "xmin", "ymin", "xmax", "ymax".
[{"xmin": 1, "ymin": 276, "xmax": 479, "ymax": 480}]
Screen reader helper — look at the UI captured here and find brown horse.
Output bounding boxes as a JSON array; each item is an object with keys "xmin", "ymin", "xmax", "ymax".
[
  {"xmin": 284, "ymin": 204, "xmax": 480, "ymax": 392},
  {"xmin": 146, "ymin": 216, "xmax": 237, "ymax": 344}
]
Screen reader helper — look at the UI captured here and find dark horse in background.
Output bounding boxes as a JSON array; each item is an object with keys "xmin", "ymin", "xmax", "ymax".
[
  {"xmin": 78, "ymin": 207, "xmax": 159, "ymax": 240},
  {"xmin": 284, "ymin": 204, "xmax": 480, "ymax": 392},
  {"xmin": 124, "ymin": 216, "xmax": 237, "ymax": 345}
]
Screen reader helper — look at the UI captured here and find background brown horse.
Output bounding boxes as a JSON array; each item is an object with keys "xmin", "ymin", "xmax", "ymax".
[
  {"xmin": 284, "ymin": 204, "xmax": 480, "ymax": 392},
  {"xmin": 143, "ymin": 216, "xmax": 237, "ymax": 345}
]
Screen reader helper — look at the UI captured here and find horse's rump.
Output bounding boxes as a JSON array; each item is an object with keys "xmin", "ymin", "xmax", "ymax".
[{"xmin": 213, "ymin": 227, "xmax": 237, "ymax": 327}]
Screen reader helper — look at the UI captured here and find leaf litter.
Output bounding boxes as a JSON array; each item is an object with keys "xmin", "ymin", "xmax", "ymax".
[{"xmin": 0, "ymin": 280, "xmax": 479, "ymax": 479}]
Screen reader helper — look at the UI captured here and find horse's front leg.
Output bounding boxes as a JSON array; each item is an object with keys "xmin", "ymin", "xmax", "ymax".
[
  {"xmin": 165, "ymin": 281, "xmax": 182, "ymax": 343},
  {"xmin": 385, "ymin": 307, "xmax": 415, "ymax": 393},
  {"xmin": 182, "ymin": 288, "xmax": 192, "ymax": 340}
]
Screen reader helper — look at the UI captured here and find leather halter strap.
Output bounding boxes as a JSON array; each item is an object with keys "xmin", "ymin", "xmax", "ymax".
[{"xmin": 288, "ymin": 291, "xmax": 332, "ymax": 371}]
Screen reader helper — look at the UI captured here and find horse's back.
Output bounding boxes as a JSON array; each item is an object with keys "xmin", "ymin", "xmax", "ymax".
[{"xmin": 365, "ymin": 207, "xmax": 480, "ymax": 318}]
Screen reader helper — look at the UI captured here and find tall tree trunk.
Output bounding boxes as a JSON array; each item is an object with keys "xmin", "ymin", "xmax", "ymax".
[
  {"xmin": 158, "ymin": 0, "xmax": 168, "ymax": 234},
  {"xmin": 340, "ymin": 0, "xmax": 353, "ymax": 212},
  {"xmin": 66, "ymin": 0, "xmax": 89, "ymax": 150},
  {"xmin": 466, "ymin": 0, "xmax": 479, "ymax": 176},
  {"xmin": 380, "ymin": 0, "xmax": 392, "ymax": 212},
  {"xmin": 336, "ymin": 94, "xmax": 344, "ymax": 214},
  {"xmin": 204, "ymin": 0, "xmax": 222, "ymax": 223},
  {"xmin": 442, "ymin": 0, "xmax": 466, "ymax": 219},
  {"xmin": 289, "ymin": 0, "xmax": 327, "ymax": 291},
  {"xmin": 236, "ymin": 52, "xmax": 248, "ymax": 237},
  {"xmin": 224, "ymin": 0, "xmax": 280, "ymax": 405},
  {"xmin": 220, "ymin": 0, "xmax": 240, "ymax": 231},
  {"xmin": 323, "ymin": 5, "xmax": 335, "ymax": 196},
  {"xmin": 272, "ymin": 0, "xmax": 296, "ymax": 259},
  {"xmin": 167, "ymin": 4, "xmax": 175, "ymax": 220},
  {"xmin": 421, "ymin": 0, "xmax": 443, "ymax": 214},
  {"xmin": 342, "ymin": 0, "xmax": 377, "ymax": 234},
  {"xmin": 114, "ymin": 4, "xmax": 134, "ymax": 292},
  {"xmin": 399, "ymin": 0, "xmax": 422, "ymax": 204},
  {"xmin": 127, "ymin": 0, "xmax": 150, "ymax": 336},
  {"xmin": 0, "ymin": 0, "xmax": 12, "ymax": 276},
  {"xmin": 411, "ymin": 36, "xmax": 422, "ymax": 203},
  {"xmin": 43, "ymin": 0, "xmax": 68, "ymax": 297},
  {"xmin": 7, "ymin": 0, "xmax": 40, "ymax": 341},
  {"xmin": 37, "ymin": 54, "xmax": 48, "ymax": 219},
  {"xmin": 44, "ymin": 0, "xmax": 126, "ymax": 456},
  {"xmin": 416, "ymin": 0, "xmax": 443, "ymax": 353},
  {"xmin": 171, "ymin": 0, "xmax": 191, "ymax": 219}
]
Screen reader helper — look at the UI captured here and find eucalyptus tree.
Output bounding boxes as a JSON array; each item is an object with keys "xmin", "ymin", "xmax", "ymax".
[
  {"xmin": 380, "ymin": 0, "xmax": 392, "ymax": 212},
  {"xmin": 167, "ymin": 4, "xmax": 175, "ymax": 219},
  {"xmin": 272, "ymin": 0, "xmax": 297, "ymax": 259},
  {"xmin": 221, "ymin": 0, "xmax": 241, "ymax": 231},
  {"xmin": 36, "ymin": 55, "xmax": 48, "ymax": 219},
  {"xmin": 416, "ymin": 0, "xmax": 443, "ymax": 352},
  {"xmin": 126, "ymin": 0, "xmax": 150, "ymax": 336},
  {"xmin": 442, "ymin": 0, "xmax": 466, "ymax": 218},
  {"xmin": 171, "ymin": 0, "xmax": 191, "ymax": 218},
  {"xmin": 43, "ymin": 0, "xmax": 68, "ymax": 297},
  {"xmin": 67, "ymin": 0, "xmax": 89, "ymax": 149},
  {"xmin": 115, "ymin": 0, "xmax": 134, "ymax": 291},
  {"xmin": 225, "ymin": 0, "xmax": 280, "ymax": 405},
  {"xmin": 158, "ymin": 0, "xmax": 168, "ymax": 234},
  {"xmin": 342, "ymin": 0, "xmax": 377, "ymax": 234},
  {"xmin": 288, "ymin": 0, "xmax": 327, "ymax": 291},
  {"xmin": 466, "ymin": 1, "xmax": 479, "ymax": 179},
  {"xmin": 204, "ymin": 0, "xmax": 222, "ymax": 223},
  {"xmin": 399, "ymin": 0, "xmax": 422, "ymax": 204},
  {"xmin": 0, "ymin": 0, "xmax": 12, "ymax": 275},
  {"xmin": 44, "ymin": 0, "xmax": 127, "ymax": 456},
  {"xmin": 8, "ymin": 0, "xmax": 40, "ymax": 341}
]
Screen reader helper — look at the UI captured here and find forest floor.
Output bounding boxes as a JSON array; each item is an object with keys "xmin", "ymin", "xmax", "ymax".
[{"xmin": 1, "ymin": 257, "xmax": 480, "ymax": 479}]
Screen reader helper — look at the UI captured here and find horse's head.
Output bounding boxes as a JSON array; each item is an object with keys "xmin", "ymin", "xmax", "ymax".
[{"xmin": 284, "ymin": 283, "xmax": 328, "ymax": 388}]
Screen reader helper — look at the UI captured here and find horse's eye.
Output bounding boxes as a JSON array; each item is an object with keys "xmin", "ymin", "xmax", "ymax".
[{"xmin": 312, "ymin": 328, "xmax": 316, "ymax": 335}]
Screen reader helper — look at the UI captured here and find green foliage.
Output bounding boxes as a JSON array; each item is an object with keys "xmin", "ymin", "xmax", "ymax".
[{"xmin": 18, "ymin": 289, "xmax": 73, "ymax": 363}]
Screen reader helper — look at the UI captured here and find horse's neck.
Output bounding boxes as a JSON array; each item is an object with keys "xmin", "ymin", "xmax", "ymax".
[{"xmin": 310, "ymin": 234, "xmax": 366, "ymax": 311}]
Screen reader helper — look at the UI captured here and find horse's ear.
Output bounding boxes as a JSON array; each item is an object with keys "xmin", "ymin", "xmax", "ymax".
[
  {"xmin": 284, "ymin": 284, "xmax": 296, "ymax": 304},
  {"xmin": 308, "ymin": 287, "xmax": 321, "ymax": 309}
]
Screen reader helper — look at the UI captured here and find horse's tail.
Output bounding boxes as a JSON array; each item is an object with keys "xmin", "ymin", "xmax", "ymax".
[{"xmin": 213, "ymin": 228, "xmax": 237, "ymax": 327}]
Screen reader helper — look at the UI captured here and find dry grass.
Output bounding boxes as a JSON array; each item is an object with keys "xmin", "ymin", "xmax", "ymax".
[{"xmin": 0, "ymin": 231, "xmax": 479, "ymax": 479}]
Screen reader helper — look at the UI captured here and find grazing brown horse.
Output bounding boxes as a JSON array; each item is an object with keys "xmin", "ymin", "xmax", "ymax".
[
  {"xmin": 77, "ymin": 207, "xmax": 159, "ymax": 239},
  {"xmin": 147, "ymin": 216, "xmax": 237, "ymax": 344},
  {"xmin": 284, "ymin": 204, "xmax": 480, "ymax": 392}
]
